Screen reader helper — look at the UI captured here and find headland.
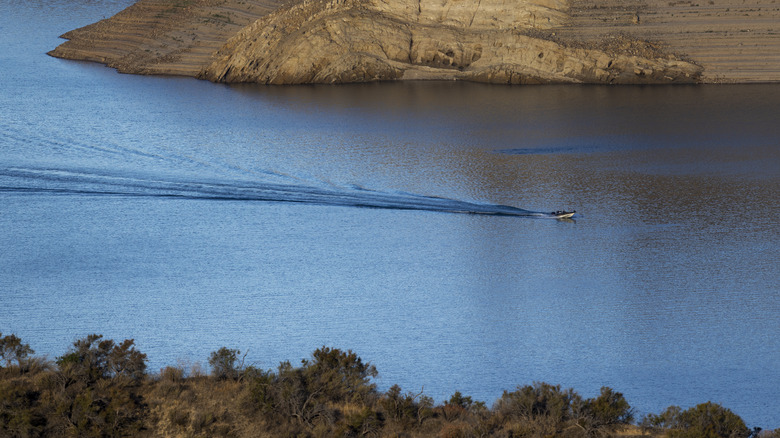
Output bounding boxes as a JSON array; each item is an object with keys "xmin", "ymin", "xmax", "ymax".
[{"xmin": 48, "ymin": 0, "xmax": 780, "ymax": 84}]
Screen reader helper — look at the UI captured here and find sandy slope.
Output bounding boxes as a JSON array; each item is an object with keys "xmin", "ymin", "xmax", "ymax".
[
  {"xmin": 49, "ymin": 0, "xmax": 285, "ymax": 76},
  {"xmin": 560, "ymin": 0, "xmax": 780, "ymax": 82}
]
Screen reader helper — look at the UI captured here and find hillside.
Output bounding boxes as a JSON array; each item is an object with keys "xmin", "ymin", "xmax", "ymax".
[{"xmin": 48, "ymin": 0, "xmax": 780, "ymax": 83}]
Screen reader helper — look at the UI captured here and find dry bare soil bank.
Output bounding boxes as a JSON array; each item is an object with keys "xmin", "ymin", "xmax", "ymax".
[{"xmin": 48, "ymin": 0, "xmax": 780, "ymax": 83}]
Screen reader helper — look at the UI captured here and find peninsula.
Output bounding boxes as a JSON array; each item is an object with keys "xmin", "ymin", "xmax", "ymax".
[{"xmin": 48, "ymin": 0, "xmax": 780, "ymax": 84}]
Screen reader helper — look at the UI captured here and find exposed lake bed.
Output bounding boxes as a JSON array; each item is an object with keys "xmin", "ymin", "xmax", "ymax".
[{"xmin": 1, "ymin": 0, "xmax": 779, "ymax": 430}]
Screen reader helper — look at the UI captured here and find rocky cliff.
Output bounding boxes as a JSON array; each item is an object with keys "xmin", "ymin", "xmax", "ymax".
[
  {"xmin": 198, "ymin": 0, "xmax": 701, "ymax": 83},
  {"xmin": 48, "ymin": 0, "xmax": 780, "ymax": 84}
]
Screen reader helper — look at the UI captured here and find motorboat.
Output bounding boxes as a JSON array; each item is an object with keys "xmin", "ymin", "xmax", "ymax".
[{"xmin": 551, "ymin": 210, "xmax": 576, "ymax": 219}]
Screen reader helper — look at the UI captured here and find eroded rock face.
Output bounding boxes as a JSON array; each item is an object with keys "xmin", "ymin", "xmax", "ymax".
[
  {"xmin": 49, "ymin": 0, "xmax": 703, "ymax": 84},
  {"xmin": 199, "ymin": 0, "xmax": 702, "ymax": 84}
]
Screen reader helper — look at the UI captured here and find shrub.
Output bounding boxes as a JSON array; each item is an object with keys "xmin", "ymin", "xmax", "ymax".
[
  {"xmin": 159, "ymin": 365, "xmax": 185, "ymax": 382},
  {"xmin": 495, "ymin": 381, "xmax": 580, "ymax": 422},
  {"xmin": 338, "ymin": 406, "xmax": 384, "ymax": 437},
  {"xmin": 439, "ymin": 421, "xmax": 472, "ymax": 438},
  {"xmin": 671, "ymin": 402, "xmax": 751, "ymax": 438},
  {"xmin": 643, "ymin": 402, "xmax": 751, "ymax": 438},
  {"xmin": 49, "ymin": 335, "xmax": 148, "ymax": 436},
  {"xmin": 574, "ymin": 386, "xmax": 634, "ymax": 434},
  {"xmin": 641, "ymin": 405, "xmax": 683, "ymax": 430},
  {"xmin": 380, "ymin": 384, "xmax": 434, "ymax": 427},
  {"xmin": 588, "ymin": 387, "xmax": 634, "ymax": 425},
  {"xmin": 0, "ymin": 376, "xmax": 46, "ymax": 436},
  {"xmin": 0, "ymin": 333, "xmax": 35, "ymax": 368},
  {"xmin": 56, "ymin": 334, "xmax": 147, "ymax": 383},
  {"xmin": 440, "ymin": 391, "xmax": 486, "ymax": 422},
  {"xmin": 243, "ymin": 347, "xmax": 380, "ymax": 431},
  {"xmin": 302, "ymin": 346, "xmax": 378, "ymax": 405},
  {"xmin": 1, "ymin": 337, "xmax": 770, "ymax": 438},
  {"xmin": 272, "ymin": 360, "xmax": 328, "ymax": 426},
  {"xmin": 208, "ymin": 347, "xmax": 243, "ymax": 380},
  {"xmin": 494, "ymin": 382, "xmax": 582, "ymax": 436}
]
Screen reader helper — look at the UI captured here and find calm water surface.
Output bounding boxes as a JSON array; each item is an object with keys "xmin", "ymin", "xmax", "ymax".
[{"xmin": 1, "ymin": 0, "xmax": 779, "ymax": 428}]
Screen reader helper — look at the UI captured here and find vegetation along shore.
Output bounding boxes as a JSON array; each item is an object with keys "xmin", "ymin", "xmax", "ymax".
[
  {"xmin": 1, "ymin": 333, "xmax": 777, "ymax": 437},
  {"xmin": 47, "ymin": 0, "xmax": 780, "ymax": 84}
]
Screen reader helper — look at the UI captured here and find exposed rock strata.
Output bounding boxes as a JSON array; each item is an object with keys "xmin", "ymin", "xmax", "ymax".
[
  {"xmin": 49, "ymin": 0, "xmax": 780, "ymax": 84},
  {"xmin": 49, "ymin": 0, "xmax": 285, "ymax": 76},
  {"xmin": 199, "ymin": 0, "xmax": 701, "ymax": 83},
  {"xmin": 559, "ymin": 0, "xmax": 780, "ymax": 83}
]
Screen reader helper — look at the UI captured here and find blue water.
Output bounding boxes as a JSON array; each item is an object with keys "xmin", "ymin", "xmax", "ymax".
[{"xmin": 1, "ymin": 0, "xmax": 779, "ymax": 429}]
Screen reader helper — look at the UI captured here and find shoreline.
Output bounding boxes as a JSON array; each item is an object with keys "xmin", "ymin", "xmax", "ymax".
[{"xmin": 46, "ymin": 0, "xmax": 780, "ymax": 84}]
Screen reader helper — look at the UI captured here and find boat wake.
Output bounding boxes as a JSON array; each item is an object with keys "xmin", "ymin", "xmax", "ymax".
[{"xmin": 0, "ymin": 166, "xmax": 546, "ymax": 217}]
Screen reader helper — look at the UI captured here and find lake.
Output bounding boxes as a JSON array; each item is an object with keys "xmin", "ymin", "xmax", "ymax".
[{"xmin": 1, "ymin": 0, "xmax": 778, "ymax": 429}]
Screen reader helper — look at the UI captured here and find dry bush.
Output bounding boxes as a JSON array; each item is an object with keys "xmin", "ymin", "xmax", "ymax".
[
  {"xmin": 1, "ymin": 336, "xmax": 766, "ymax": 438},
  {"xmin": 142, "ymin": 373, "xmax": 245, "ymax": 437},
  {"xmin": 438, "ymin": 421, "xmax": 472, "ymax": 438}
]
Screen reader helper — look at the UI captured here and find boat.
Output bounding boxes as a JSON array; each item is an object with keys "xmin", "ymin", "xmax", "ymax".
[{"xmin": 551, "ymin": 210, "xmax": 576, "ymax": 219}]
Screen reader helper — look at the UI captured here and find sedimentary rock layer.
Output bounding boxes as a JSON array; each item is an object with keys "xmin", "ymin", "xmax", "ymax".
[
  {"xmin": 559, "ymin": 0, "xmax": 780, "ymax": 82},
  {"xmin": 48, "ymin": 0, "xmax": 780, "ymax": 83},
  {"xmin": 198, "ymin": 0, "xmax": 701, "ymax": 84},
  {"xmin": 49, "ymin": 0, "xmax": 285, "ymax": 76}
]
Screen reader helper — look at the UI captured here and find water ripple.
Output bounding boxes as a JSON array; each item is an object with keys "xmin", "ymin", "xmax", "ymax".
[{"xmin": 0, "ymin": 166, "xmax": 547, "ymax": 217}]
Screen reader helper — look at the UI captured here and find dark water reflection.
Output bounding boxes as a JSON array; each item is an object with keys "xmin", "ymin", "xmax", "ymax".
[{"xmin": 1, "ymin": 0, "xmax": 779, "ymax": 429}]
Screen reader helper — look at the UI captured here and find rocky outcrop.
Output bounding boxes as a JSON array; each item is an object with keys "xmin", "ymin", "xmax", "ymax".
[
  {"xmin": 198, "ymin": 0, "xmax": 702, "ymax": 84},
  {"xmin": 59, "ymin": 0, "xmax": 780, "ymax": 84}
]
